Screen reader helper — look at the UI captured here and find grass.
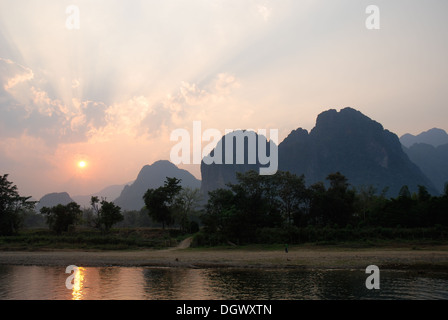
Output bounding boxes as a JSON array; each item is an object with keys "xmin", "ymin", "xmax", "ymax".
[
  {"xmin": 0, "ymin": 228, "xmax": 192, "ymax": 251},
  {"xmin": 1, "ymin": 227, "xmax": 448, "ymax": 252}
]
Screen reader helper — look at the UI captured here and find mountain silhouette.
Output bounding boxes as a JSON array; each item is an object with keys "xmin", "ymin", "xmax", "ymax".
[
  {"xmin": 114, "ymin": 160, "xmax": 201, "ymax": 211},
  {"xmin": 403, "ymin": 142, "xmax": 448, "ymax": 194},
  {"xmin": 36, "ymin": 192, "xmax": 75, "ymax": 211},
  {"xmin": 200, "ymin": 130, "xmax": 278, "ymax": 196},
  {"xmin": 72, "ymin": 183, "xmax": 131, "ymax": 208},
  {"xmin": 200, "ymin": 107, "xmax": 437, "ymax": 197},
  {"xmin": 279, "ymin": 107, "xmax": 437, "ymax": 196},
  {"xmin": 400, "ymin": 128, "xmax": 448, "ymax": 148}
]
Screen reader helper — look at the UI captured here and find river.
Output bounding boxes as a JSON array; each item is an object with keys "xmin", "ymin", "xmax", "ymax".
[{"xmin": 1, "ymin": 265, "xmax": 448, "ymax": 300}]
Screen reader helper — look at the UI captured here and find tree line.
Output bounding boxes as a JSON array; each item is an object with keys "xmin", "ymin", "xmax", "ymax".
[
  {"xmin": 2, "ymin": 171, "xmax": 448, "ymax": 246},
  {"xmin": 0, "ymin": 174, "xmax": 124, "ymax": 235},
  {"xmin": 198, "ymin": 170, "xmax": 448, "ymax": 244},
  {"xmin": 0, "ymin": 174, "xmax": 201, "ymax": 236},
  {"xmin": 40, "ymin": 196, "xmax": 124, "ymax": 234}
]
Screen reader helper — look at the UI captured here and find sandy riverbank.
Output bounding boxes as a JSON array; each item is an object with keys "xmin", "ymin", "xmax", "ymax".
[{"xmin": 1, "ymin": 245, "xmax": 448, "ymax": 270}]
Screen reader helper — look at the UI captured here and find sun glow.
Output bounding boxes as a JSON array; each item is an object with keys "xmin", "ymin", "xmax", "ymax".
[
  {"xmin": 78, "ymin": 160, "xmax": 87, "ymax": 168},
  {"xmin": 72, "ymin": 267, "xmax": 86, "ymax": 300}
]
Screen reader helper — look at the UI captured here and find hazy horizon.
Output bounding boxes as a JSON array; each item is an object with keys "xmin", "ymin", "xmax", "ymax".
[{"xmin": 1, "ymin": 0, "xmax": 447, "ymax": 200}]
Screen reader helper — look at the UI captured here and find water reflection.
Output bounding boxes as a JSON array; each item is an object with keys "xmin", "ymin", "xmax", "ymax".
[
  {"xmin": 71, "ymin": 267, "xmax": 85, "ymax": 300},
  {"xmin": 203, "ymin": 269, "xmax": 379, "ymax": 300},
  {"xmin": 0, "ymin": 265, "xmax": 447, "ymax": 300},
  {"xmin": 142, "ymin": 268, "xmax": 220, "ymax": 300}
]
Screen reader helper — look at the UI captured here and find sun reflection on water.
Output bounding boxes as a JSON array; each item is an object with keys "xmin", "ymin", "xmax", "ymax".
[{"xmin": 72, "ymin": 267, "xmax": 85, "ymax": 300}]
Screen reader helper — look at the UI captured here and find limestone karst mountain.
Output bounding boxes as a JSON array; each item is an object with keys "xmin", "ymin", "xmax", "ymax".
[
  {"xmin": 201, "ymin": 107, "xmax": 438, "ymax": 197},
  {"xmin": 114, "ymin": 160, "xmax": 201, "ymax": 211}
]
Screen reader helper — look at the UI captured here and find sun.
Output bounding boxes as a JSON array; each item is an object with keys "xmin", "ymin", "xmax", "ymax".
[{"xmin": 78, "ymin": 161, "xmax": 87, "ymax": 169}]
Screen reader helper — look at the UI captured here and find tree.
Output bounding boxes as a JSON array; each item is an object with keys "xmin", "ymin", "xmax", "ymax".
[
  {"xmin": 274, "ymin": 171, "xmax": 307, "ymax": 226},
  {"xmin": 308, "ymin": 181, "xmax": 327, "ymax": 226},
  {"xmin": 398, "ymin": 185, "xmax": 411, "ymax": 199},
  {"xmin": 41, "ymin": 202, "xmax": 82, "ymax": 234},
  {"xmin": 89, "ymin": 196, "xmax": 102, "ymax": 229},
  {"xmin": 0, "ymin": 174, "xmax": 35, "ymax": 235},
  {"xmin": 309, "ymin": 172, "xmax": 355, "ymax": 227},
  {"xmin": 417, "ymin": 185, "xmax": 431, "ymax": 202},
  {"xmin": 90, "ymin": 196, "xmax": 123, "ymax": 232},
  {"xmin": 174, "ymin": 187, "xmax": 202, "ymax": 233},
  {"xmin": 201, "ymin": 188, "xmax": 237, "ymax": 240},
  {"xmin": 354, "ymin": 185, "xmax": 388, "ymax": 227},
  {"xmin": 100, "ymin": 200, "xmax": 123, "ymax": 232},
  {"xmin": 354, "ymin": 185, "xmax": 377, "ymax": 222},
  {"xmin": 327, "ymin": 172, "xmax": 349, "ymax": 191},
  {"xmin": 143, "ymin": 177, "xmax": 182, "ymax": 229}
]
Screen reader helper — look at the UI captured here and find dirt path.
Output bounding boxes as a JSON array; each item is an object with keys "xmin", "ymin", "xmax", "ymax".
[
  {"xmin": 176, "ymin": 237, "xmax": 193, "ymax": 249},
  {"xmin": 166, "ymin": 237, "xmax": 193, "ymax": 251}
]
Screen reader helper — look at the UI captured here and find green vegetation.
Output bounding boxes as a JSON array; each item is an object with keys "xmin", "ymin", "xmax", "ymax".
[
  {"xmin": 0, "ymin": 228, "xmax": 187, "ymax": 250},
  {"xmin": 39, "ymin": 196, "xmax": 124, "ymax": 235},
  {"xmin": 1, "ymin": 173, "xmax": 447, "ymax": 250},
  {"xmin": 0, "ymin": 175, "xmax": 199, "ymax": 250},
  {"xmin": 40, "ymin": 202, "xmax": 82, "ymax": 234},
  {"xmin": 197, "ymin": 170, "xmax": 448, "ymax": 246},
  {"xmin": 89, "ymin": 196, "xmax": 124, "ymax": 232},
  {"xmin": 0, "ymin": 174, "xmax": 36, "ymax": 236},
  {"xmin": 143, "ymin": 177, "xmax": 202, "ymax": 231},
  {"xmin": 143, "ymin": 177, "xmax": 183, "ymax": 229}
]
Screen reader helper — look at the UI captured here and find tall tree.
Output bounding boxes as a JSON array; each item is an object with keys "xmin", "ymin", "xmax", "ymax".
[
  {"xmin": 174, "ymin": 187, "xmax": 202, "ymax": 233},
  {"xmin": 398, "ymin": 185, "xmax": 411, "ymax": 199},
  {"xmin": 90, "ymin": 196, "xmax": 123, "ymax": 232},
  {"xmin": 41, "ymin": 202, "xmax": 82, "ymax": 234},
  {"xmin": 325, "ymin": 172, "xmax": 356, "ymax": 226},
  {"xmin": 201, "ymin": 188, "xmax": 238, "ymax": 241},
  {"xmin": 0, "ymin": 174, "xmax": 35, "ymax": 235},
  {"xmin": 274, "ymin": 171, "xmax": 307, "ymax": 226},
  {"xmin": 143, "ymin": 177, "xmax": 182, "ymax": 229}
]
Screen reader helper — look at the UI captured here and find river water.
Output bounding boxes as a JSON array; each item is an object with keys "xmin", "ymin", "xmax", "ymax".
[{"xmin": 0, "ymin": 265, "xmax": 447, "ymax": 300}]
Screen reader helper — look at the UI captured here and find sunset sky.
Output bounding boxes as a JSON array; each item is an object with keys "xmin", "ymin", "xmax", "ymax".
[{"xmin": 1, "ymin": 0, "xmax": 447, "ymax": 200}]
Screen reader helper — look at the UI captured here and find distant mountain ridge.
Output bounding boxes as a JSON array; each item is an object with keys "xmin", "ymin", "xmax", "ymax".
[
  {"xmin": 114, "ymin": 160, "xmax": 201, "ymax": 211},
  {"xmin": 399, "ymin": 128, "xmax": 448, "ymax": 194},
  {"xmin": 36, "ymin": 161, "xmax": 201, "ymax": 212},
  {"xmin": 400, "ymin": 128, "xmax": 448, "ymax": 148},
  {"xmin": 36, "ymin": 192, "xmax": 75, "ymax": 211},
  {"xmin": 403, "ymin": 142, "xmax": 448, "ymax": 194},
  {"xmin": 201, "ymin": 107, "xmax": 438, "ymax": 197},
  {"xmin": 72, "ymin": 183, "xmax": 131, "ymax": 208}
]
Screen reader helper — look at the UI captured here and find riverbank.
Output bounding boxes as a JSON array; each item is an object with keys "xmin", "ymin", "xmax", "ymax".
[{"xmin": 1, "ymin": 244, "xmax": 448, "ymax": 271}]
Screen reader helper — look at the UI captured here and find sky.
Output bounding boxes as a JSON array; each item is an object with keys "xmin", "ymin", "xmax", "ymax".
[{"xmin": 0, "ymin": 0, "xmax": 447, "ymax": 200}]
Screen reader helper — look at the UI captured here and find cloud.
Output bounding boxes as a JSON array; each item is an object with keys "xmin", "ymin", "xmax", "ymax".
[
  {"xmin": 0, "ymin": 57, "xmax": 34, "ymax": 91},
  {"xmin": 0, "ymin": 57, "xmax": 109, "ymax": 146},
  {"xmin": 95, "ymin": 72, "xmax": 242, "ymax": 141},
  {"xmin": 1, "ymin": 52, "xmax": 244, "ymax": 149}
]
